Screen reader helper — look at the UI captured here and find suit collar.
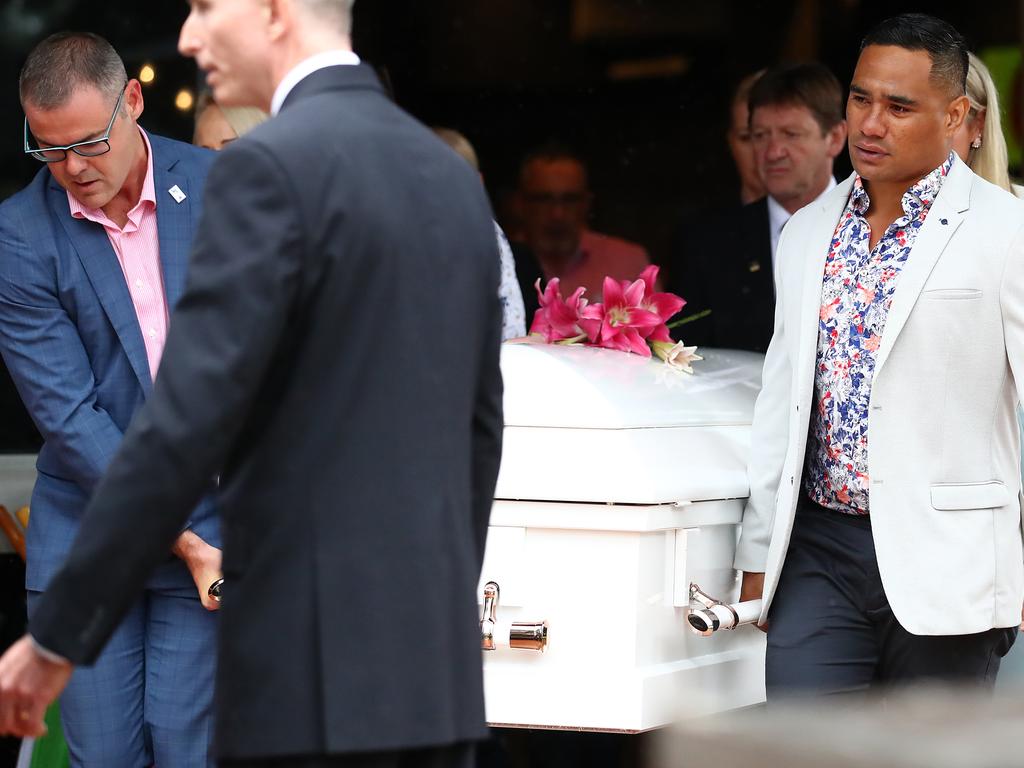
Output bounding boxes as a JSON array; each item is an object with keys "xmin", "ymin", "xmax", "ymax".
[
  {"xmin": 792, "ymin": 159, "xmax": 976, "ymax": 384},
  {"xmin": 271, "ymin": 50, "xmax": 362, "ymax": 115},
  {"xmin": 152, "ymin": 137, "xmax": 194, "ymax": 310},
  {"xmin": 278, "ymin": 63, "xmax": 385, "ymax": 113},
  {"xmin": 45, "ymin": 131, "xmax": 198, "ymax": 392},
  {"xmin": 873, "ymin": 155, "xmax": 973, "ymax": 374},
  {"xmin": 792, "ymin": 174, "xmax": 857, "ymax": 396},
  {"xmin": 49, "ymin": 184, "xmax": 153, "ymax": 391}
]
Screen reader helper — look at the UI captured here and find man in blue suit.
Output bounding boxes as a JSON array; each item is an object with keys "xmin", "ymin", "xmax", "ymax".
[{"xmin": 0, "ymin": 32, "xmax": 220, "ymax": 766}]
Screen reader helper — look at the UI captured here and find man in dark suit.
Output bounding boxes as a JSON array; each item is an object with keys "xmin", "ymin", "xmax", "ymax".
[
  {"xmin": 0, "ymin": 2, "xmax": 504, "ymax": 767},
  {"xmin": 0, "ymin": 32, "xmax": 221, "ymax": 766},
  {"xmin": 667, "ymin": 63, "xmax": 846, "ymax": 353}
]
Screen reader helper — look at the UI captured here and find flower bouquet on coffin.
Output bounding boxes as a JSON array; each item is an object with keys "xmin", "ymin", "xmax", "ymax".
[{"xmin": 526, "ymin": 265, "xmax": 706, "ymax": 373}]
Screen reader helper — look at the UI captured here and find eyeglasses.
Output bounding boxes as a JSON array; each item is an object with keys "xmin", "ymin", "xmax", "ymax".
[
  {"xmin": 23, "ymin": 83, "xmax": 127, "ymax": 163},
  {"xmin": 522, "ymin": 192, "xmax": 589, "ymax": 208}
]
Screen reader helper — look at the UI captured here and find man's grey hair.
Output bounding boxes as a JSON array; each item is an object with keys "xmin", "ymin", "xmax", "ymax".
[
  {"xmin": 301, "ymin": 0, "xmax": 356, "ymax": 35},
  {"xmin": 19, "ymin": 31, "xmax": 126, "ymax": 110}
]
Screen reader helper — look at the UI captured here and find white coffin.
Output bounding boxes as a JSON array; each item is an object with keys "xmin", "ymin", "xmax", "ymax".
[{"xmin": 481, "ymin": 344, "xmax": 766, "ymax": 732}]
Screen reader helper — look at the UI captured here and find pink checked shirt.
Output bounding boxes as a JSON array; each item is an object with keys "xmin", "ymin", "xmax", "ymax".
[{"xmin": 67, "ymin": 129, "xmax": 168, "ymax": 381}]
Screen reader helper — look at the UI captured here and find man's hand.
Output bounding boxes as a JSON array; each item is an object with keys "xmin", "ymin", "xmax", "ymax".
[
  {"xmin": 172, "ymin": 530, "xmax": 223, "ymax": 611},
  {"xmin": 0, "ymin": 635, "xmax": 72, "ymax": 737},
  {"xmin": 740, "ymin": 571, "xmax": 768, "ymax": 633}
]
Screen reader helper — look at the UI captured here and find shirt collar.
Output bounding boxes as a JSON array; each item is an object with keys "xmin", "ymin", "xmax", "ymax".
[
  {"xmin": 68, "ymin": 127, "xmax": 156, "ymax": 228},
  {"xmin": 270, "ymin": 49, "xmax": 361, "ymax": 116},
  {"xmin": 850, "ymin": 151, "xmax": 955, "ymax": 218},
  {"xmin": 766, "ymin": 194, "xmax": 790, "ymax": 242}
]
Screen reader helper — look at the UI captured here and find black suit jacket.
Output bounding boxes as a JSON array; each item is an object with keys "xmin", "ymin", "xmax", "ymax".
[
  {"xmin": 665, "ymin": 198, "xmax": 775, "ymax": 353},
  {"xmin": 31, "ymin": 65, "xmax": 503, "ymax": 760}
]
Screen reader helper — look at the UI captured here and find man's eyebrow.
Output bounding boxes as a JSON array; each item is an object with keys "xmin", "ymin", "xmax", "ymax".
[
  {"xmin": 848, "ymin": 83, "xmax": 916, "ymax": 107},
  {"xmin": 886, "ymin": 93, "xmax": 917, "ymax": 107},
  {"xmin": 34, "ymin": 127, "xmax": 107, "ymax": 149}
]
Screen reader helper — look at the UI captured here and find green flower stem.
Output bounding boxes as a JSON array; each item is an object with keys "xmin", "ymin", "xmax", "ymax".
[{"xmin": 666, "ymin": 309, "xmax": 711, "ymax": 330}]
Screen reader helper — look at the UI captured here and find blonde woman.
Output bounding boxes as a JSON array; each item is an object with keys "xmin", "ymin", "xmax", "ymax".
[
  {"xmin": 952, "ymin": 52, "xmax": 1022, "ymax": 197},
  {"xmin": 193, "ymin": 90, "xmax": 267, "ymax": 150}
]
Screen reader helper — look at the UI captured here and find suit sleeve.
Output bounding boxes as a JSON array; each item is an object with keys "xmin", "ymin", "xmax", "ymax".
[
  {"xmin": 0, "ymin": 209, "xmax": 124, "ymax": 491},
  {"xmin": 733, "ymin": 219, "xmax": 797, "ymax": 572},
  {"xmin": 30, "ymin": 142, "xmax": 305, "ymax": 663},
  {"xmin": 471, "ymin": 231, "xmax": 505, "ymax": 567}
]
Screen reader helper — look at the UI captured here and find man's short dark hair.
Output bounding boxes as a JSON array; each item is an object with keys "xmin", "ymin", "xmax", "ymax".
[
  {"xmin": 518, "ymin": 143, "xmax": 589, "ymax": 188},
  {"xmin": 748, "ymin": 63, "xmax": 844, "ymax": 134},
  {"xmin": 860, "ymin": 13, "xmax": 968, "ymax": 97},
  {"xmin": 20, "ymin": 31, "xmax": 126, "ymax": 110}
]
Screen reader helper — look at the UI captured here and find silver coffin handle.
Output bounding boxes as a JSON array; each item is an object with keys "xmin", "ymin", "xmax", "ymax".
[
  {"xmin": 686, "ymin": 582, "xmax": 763, "ymax": 636},
  {"xmin": 480, "ymin": 581, "xmax": 499, "ymax": 651}
]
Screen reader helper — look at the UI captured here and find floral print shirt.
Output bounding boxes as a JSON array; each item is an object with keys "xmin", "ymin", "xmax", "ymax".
[
  {"xmin": 804, "ymin": 152, "xmax": 954, "ymax": 515},
  {"xmin": 496, "ymin": 222, "xmax": 527, "ymax": 341}
]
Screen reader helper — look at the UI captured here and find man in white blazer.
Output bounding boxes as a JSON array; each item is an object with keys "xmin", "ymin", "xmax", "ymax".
[{"xmin": 736, "ymin": 13, "xmax": 1024, "ymax": 696}]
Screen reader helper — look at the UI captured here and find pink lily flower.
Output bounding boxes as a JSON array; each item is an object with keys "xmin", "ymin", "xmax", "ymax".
[
  {"xmin": 579, "ymin": 276, "xmax": 664, "ymax": 357},
  {"xmin": 633, "ymin": 265, "xmax": 685, "ymax": 343},
  {"xmin": 529, "ymin": 278, "xmax": 588, "ymax": 343}
]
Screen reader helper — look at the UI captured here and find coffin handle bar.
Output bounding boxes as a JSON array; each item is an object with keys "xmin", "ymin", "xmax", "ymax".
[
  {"xmin": 481, "ymin": 581, "xmax": 499, "ymax": 651},
  {"xmin": 686, "ymin": 582, "xmax": 762, "ymax": 636}
]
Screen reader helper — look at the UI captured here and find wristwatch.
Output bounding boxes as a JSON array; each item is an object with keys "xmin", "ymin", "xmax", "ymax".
[{"xmin": 208, "ymin": 578, "xmax": 224, "ymax": 603}]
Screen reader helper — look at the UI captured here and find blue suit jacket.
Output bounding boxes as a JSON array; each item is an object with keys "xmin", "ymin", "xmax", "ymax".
[{"xmin": 0, "ymin": 132, "xmax": 220, "ymax": 591}]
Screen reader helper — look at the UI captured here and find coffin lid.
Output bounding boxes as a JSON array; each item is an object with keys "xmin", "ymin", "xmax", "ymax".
[{"xmin": 500, "ymin": 343, "xmax": 763, "ymax": 430}]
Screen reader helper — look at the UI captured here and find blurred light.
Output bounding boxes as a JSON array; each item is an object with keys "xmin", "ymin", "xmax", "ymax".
[
  {"xmin": 175, "ymin": 89, "xmax": 195, "ymax": 112},
  {"xmin": 139, "ymin": 64, "xmax": 156, "ymax": 85}
]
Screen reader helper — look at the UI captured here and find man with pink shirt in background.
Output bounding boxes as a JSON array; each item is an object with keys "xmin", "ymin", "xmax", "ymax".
[
  {"xmin": 516, "ymin": 145, "xmax": 650, "ymax": 300},
  {"xmin": 0, "ymin": 32, "xmax": 220, "ymax": 766}
]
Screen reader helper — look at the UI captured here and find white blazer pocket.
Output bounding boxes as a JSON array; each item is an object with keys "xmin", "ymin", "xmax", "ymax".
[
  {"xmin": 930, "ymin": 481, "xmax": 1010, "ymax": 510},
  {"xmin": 921, "ymin": 288, "xmax": 983, "ymax": 300}
]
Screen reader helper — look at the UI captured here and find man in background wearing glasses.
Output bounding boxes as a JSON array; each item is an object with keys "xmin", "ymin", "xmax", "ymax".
[{"xmin": 0, "ymin": 31, "xmax": 221, "ymax": 767}]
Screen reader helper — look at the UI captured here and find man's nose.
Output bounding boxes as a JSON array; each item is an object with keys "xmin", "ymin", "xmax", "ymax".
[
  {"xmin": 178, "ymin": 12, "xmax": 198, "ymax": 57},
  {"xmin": 859, "ymin": 105, "xmax": 886, "ymax": 137},
  {"xmin": 764, "ymin": 136, "xmax": 787, "ymax": 160},
  {"xmin": 63, "ymin": 153, "xmax": 88, "ymax": 175}
]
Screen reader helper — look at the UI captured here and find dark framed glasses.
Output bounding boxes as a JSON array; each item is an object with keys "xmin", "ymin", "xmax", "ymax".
[{"xmin": 24, "ymin": 82, "xmax": 127, "ymax": 163}]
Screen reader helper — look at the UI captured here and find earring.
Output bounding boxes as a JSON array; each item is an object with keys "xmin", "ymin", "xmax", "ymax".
[{"xmin": 971, "ymin": 136, "xmax": 982, "ymax": 149}]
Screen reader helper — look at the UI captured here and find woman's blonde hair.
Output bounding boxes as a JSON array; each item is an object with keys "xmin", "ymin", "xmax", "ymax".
[
  {"xmin": 964, "ymin": 52, "xmax": 1013, "ymax": 194},
  {"xmin": 195, "ymin": 90, "xmax": 268, "ymax": 140}
]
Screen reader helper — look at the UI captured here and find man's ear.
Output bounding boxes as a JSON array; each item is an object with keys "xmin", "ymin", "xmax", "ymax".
[
  {"xmin": 124, "ymin": 79, "xmax": 145, "ymax": 122},
  {"xmin": 265, "ymin": 0, "xmax": 289, "ymax": 41},
  {"xmin": 826, "ymin": 120, "xmax": 848, "ymax": 159},
  {"xmin": 945, "ymin": 94, "xmax": 971, "ymax": 137}
]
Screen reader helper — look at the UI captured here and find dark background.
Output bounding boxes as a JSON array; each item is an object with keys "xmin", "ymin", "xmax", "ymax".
[{"xmin": 0, "ymin": 0, "xmax": 1021, "ymax": 453}]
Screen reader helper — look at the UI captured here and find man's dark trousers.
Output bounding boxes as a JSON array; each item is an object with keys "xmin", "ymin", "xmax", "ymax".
[
  {"xmin": 766, "ymin": 496, "xmax": 1017, "ymax": 698},
  {"xmin": 220, "ymin": 743, "xmax": 475, "ymax": 768}
]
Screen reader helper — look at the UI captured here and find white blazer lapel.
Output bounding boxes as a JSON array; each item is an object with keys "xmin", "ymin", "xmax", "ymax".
[
  {"xmin": 793, "ymin": 175, "xmax": 856, "ymax": 399},
  {"xmin": 874, "ymin": 159, "xmax": 972, "ymax": 376}
]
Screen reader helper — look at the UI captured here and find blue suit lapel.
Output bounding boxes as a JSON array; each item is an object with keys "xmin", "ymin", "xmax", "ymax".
[
  {"xmin": 47, "ymin": 179, "xmax": 152, "ymax": 393},
  {"xmin": 153, "ymin": 141, "xmax": 192, "ymax": 308}
]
